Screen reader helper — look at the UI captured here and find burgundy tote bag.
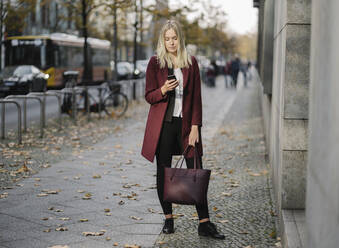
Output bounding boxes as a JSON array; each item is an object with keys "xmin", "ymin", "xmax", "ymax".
[{"xmin": 163, "ymin": 146, "xmax": 211, "ymax": 206}]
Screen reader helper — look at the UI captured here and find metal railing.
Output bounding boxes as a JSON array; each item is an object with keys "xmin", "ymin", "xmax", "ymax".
[
  {"xmin": 28, "ymin": 92, "xmax": 62, "ymax": 130},
  {"xmin": 5, "ymin": 95, "xmax": 44, "ymax": 138},
  {"xmin": 0, "ymin": 99, "xmax": 22, "ymax": 144}
]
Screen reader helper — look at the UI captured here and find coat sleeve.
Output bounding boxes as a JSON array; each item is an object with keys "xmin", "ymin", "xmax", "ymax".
[
  {"xmin": 145, "ymin": 56, "xmax": 168, "ymax": 105},
  {"xmin": 191, "ymin": 56, "xmax": 202, "ymax": 127}
]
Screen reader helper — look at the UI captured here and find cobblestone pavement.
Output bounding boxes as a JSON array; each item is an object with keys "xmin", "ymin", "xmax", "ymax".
[
  {"xmin": 155, "ymin": 74, "xmax": 279, "ymax": 248},
  {"xmin": 0, "ymin": 72, "xmax": 278, "ymax": 248}
]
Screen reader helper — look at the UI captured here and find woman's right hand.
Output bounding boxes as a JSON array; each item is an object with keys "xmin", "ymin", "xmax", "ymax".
[{"xmin": 161, "ymin": 79, "xmax": 179, "ymax": 95}]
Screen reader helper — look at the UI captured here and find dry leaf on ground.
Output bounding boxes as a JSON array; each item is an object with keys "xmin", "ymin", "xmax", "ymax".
[
  {"xmin": 129, "ymin": 216, "xmax": 143, "ymax": 220},
  {"xmin": 82, "ymin": 231, "xmax": 105, "ymax": 236}
]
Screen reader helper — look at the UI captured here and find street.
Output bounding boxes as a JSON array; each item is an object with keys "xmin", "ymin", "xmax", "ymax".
[{"xmin": 0, "ymin": 72, "xmax": 279, "ymax": 248}]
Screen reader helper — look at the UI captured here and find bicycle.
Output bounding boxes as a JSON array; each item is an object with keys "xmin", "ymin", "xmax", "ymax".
[{"xmin": 61, "ymin": 82, "xmax": 128, "ymax": 118}]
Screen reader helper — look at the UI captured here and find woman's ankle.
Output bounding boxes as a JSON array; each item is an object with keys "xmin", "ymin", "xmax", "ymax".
[
  {"xmin": 165, "ymin": 214, "xmax": 173, "ymax": 219},
  {"xmin": 199, "ymin": 218, "xmax": 210, "ymax": 224}
]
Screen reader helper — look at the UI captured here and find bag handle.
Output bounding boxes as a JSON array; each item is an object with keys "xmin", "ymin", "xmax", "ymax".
[{"xmin": 171, "ymin": 144, "xmax": 201, "ymax": 181}]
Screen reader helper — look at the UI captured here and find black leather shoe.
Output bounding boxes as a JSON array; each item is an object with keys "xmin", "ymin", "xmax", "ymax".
[
  {"xmin": 162, "ymin": 218, "xmax": 174, "ymax": 234},
  {"xmin": 198, "ymin": 221, "xmax": 225, "ymax": 239}
]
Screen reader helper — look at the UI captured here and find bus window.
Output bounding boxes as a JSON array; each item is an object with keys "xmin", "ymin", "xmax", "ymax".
[{"xmin": 5, "ymin": 42, "xmax": 42, "ymax": 68}]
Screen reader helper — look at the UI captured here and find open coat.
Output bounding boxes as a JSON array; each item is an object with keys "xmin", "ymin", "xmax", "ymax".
[{"xmin": 141, "ymin": 55, "xmax": 203, "ymax": 162}]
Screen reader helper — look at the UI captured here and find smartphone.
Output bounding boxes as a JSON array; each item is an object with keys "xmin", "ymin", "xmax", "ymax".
[{"xmin": 167, "ymin": 74, "xmax": 176, "ymax": 81}]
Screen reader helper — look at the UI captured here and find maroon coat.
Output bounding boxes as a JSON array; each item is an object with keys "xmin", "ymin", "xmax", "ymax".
[{"xmin": 141, "ymin": 55, "xmax": 203, "ymax": 162}]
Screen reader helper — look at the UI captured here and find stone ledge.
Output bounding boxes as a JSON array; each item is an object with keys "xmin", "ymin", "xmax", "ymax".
[{"xmin": 281, "ymin": 209, "xmax": 306, "ymax": 248}]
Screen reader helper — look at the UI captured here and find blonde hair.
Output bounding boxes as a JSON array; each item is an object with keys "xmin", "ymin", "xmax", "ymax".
[{"xmin": 156, "ymin": 20, "xmax": 192, "ymax": 69}]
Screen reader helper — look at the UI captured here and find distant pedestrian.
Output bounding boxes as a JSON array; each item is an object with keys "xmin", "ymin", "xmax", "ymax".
[
  {"xmin": 247, "ymin": 61, "xmax": 252, "ymax": 81},
  {"xmin": 206, "ymin": 61, "xmax": 217, "ymax": 87},
  {"xmin": 141, "ymin": 19, "xmax": 225, "ymax": 239},
  {"xmin": 231, "ymin": 56, "xmax": 240, "ymax": 87},
  {"xmin": 224, "ymin": 60, "xmax": 233, "ymax": 88},
  {"xmin": 241, "ymin": 61, "xmax": 249, "ymax": 87}
]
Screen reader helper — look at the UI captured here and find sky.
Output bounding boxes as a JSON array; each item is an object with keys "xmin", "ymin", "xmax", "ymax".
[
  {"xmin": 170, "ymin": 0, "xmax": 258, "ymax": 35},
  {"xmin": 214, "ymin": 0, "xmax": 258, "ymax": 34}
]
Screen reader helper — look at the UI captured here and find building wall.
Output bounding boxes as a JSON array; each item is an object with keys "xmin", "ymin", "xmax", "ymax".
[
  {"xmin": 267, "ymin": 0, "xmax": 311, "ymax": 211},
  {"xmin": 306, "ymin": 0, "xmax": 339, "ymax": 246}
]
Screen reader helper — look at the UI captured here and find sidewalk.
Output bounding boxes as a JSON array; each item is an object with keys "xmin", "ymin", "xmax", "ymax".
[{"xmin": 0, "ymin": 73, "xmax": 279, "ymax": 248}]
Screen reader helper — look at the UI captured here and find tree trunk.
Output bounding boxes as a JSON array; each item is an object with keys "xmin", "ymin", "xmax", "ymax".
[
  {"xmin": 82, "ymin": 0, "xmax": 92, "ymax": 83},
  {"xmin": 113, "ymin": 2, "xmax": 118, "ymax": 81},
  {"xmin": 0, "ymin": 0, "xmax": 3, "ymax": 70},
  {"xmin": 133, "ymin": 0, "xmax": 138, "ymax": 72}
]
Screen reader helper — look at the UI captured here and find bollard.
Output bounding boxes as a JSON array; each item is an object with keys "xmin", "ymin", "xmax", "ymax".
[
  {"xmin": 98, "ymin": 87, "xmax": 103, "ymax": 119},
  {"xmin": 133, "ymin": 81, "xmax": 136, "ymax": 100},
  {"xmin": 1, "ymin": 102, "xmax": 5, "ymax": 139},
  {"xmin": 0, "ymin": 100, "xmax": 22, "ymax": 144},
  {"xmin": 23, "ymin": 98, "xmax": 27, "ymax": 132},
  {"xmin": 71, "ymin": 87, "xmax": 77, "ymax": 125}
]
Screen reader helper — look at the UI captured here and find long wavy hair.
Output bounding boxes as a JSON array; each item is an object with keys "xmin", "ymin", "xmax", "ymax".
[{"xmin": 156, "ymin": 19, "xmax": 192, "ymax": 69}]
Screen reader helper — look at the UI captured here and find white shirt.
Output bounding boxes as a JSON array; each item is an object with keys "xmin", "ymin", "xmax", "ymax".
[{"xmin": 173, "ymin": 68, "xmax": 183, "ymax": 117}]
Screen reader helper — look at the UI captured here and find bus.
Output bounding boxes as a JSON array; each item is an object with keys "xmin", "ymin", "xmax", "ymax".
[{"xmin": 4, "ymin": 33, "xmax": 111, "ymax": 88}]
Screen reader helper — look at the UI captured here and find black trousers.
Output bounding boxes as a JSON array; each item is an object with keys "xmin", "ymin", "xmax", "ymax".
[{"xmin": 156, "ymin": 117, "xmax": 209, "ymax": 220}]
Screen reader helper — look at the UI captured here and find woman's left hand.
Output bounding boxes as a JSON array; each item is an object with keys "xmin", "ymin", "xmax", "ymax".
[{"xmin": 189, "ymin": 125, "xmax": 199, "ymax": 147}]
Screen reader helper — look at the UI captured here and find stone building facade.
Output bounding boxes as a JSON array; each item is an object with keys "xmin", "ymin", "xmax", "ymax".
[{"xmin": 254, "ymin": 0, "xmax": 339, "ymax": 247}]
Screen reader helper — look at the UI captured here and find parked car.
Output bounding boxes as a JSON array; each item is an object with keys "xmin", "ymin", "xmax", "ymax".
[
  {"xmin": 0, "ymin": 65, "xmax": 49, "ymax": 97},
  {"xmin": 135, "ymin": 59, "xmax": 148, "ymax": 78},
  {"xmin": 109, "ymin": 61, "xmax": 134, "ymax": 80}
]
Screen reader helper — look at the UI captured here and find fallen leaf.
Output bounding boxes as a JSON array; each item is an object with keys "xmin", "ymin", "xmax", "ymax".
[
  {"xmin": 59, "ymin": 217, "xmax": 70, "ymax": 221},
  {"xmin": 217, "ymin": 220, "xmax": 229, "ymax": 223},
  {"xmin": 92, "ymin": 174, "xmax": 101, "ymax": 179},
  {"xmin": 79, "ymin": 219, "xmax": 89, "ymax": 222},
  {"xmin": 55, "ymin": 227, "xmax": 68, "ymax": 231},
  {"xmin": 41, "ymin": 217, "xmax": 49, "ymax": 221},
  {"xmin": 37, "ymin": 193, "xmax": 48, "ymax": 197},
  {"xmin": 43, "ymin": 228, "xmax": 51, "ymax": 233},
  {"xmin": 0, "ymin": 192, "xmax": 8, "ymax": 199},
  {"xmin": 82, "ymin": 231, "xmax": 105, "ymax": 236},
  {"xmin": 113, "ymin": 242, "xmax": 119, "ymax": 246},
  {"xmin": 106, "ymin": 237, "xmax": 111, "ymax": 241},
  {"xmin": 124, "ymin": 245, "xmax": 141, "ymax": 248},
  {"xmin": 148, "ymin": 208, "xmax": 156, "ymax": 213},
  {"xmin": 129, "ymin": 216, "xmax": 143, "ymax": 220},
  {"xmin": 221, "ymin": 192, "xmax": 232, "ymax": 197}
]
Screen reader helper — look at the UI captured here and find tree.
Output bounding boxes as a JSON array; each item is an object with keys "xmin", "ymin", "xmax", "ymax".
[
  {"xmin": 100, "ymin": 0, "xmax": 132, "ymax": 81},
  {"xmin": 60, "ymin": 0, "xmax": 103, "ymax": 83}
]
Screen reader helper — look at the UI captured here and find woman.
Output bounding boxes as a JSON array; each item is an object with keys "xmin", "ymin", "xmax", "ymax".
[{"xmin": 141, "ymin": 20, "xmax": 224, "ymax": 239}]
